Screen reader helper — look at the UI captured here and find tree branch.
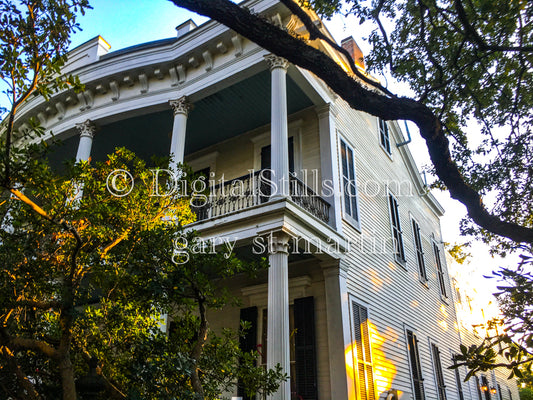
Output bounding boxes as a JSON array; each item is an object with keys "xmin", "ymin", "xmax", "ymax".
[
  {"xmin": 453, "ymin": 0, "xmax": 533, "ymax": 52},
  {"xmin": 279, "ymin": 0, "xmax": 395, "ymax": 97},
  {"xmin": 169, "ymin": 0, "xmax": 533, "ymax": 244}
]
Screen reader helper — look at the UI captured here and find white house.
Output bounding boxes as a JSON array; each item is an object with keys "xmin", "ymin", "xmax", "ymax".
[{"xmin": 13, "ymin": 1, "xmax": 518, "ymax": 399}]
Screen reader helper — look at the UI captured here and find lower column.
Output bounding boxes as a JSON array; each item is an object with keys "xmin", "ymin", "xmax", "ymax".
[{"xmin": 267, "ymin": 233, "xmax": 291, "ymax": 400}]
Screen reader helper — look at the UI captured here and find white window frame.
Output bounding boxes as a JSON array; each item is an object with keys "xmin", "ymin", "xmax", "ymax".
[
  {"xmin": 339, "ymin": 136, "xmax": 361, "ymax": 230},
  {"xmin": 388, "ymin": 191, "xmax": 406, "ymax": 264},
  {"xmin": 378, "ymin": 118, "xmax": 392, "ymax": 156},
  {"xmin": 411, "ymin": 216, "xmax": 428, "ymax": 282},
  {"xmin": 404, "ymin": 325, "xmax": 426, "ymax": 400},
  {"xmin": 348, "ymin": 296, "xmax": 376, "ymax": 400},
  {"xmin": 432, "ymin": 239, "xmax": 448, "ymax": 299},
  {"xmin": 429, "ymin": 341, "xmax": 448, "ymax": 400}
]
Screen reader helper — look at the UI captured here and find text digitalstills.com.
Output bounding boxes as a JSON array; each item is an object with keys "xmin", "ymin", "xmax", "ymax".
[
  {"xmin": 106, "ymin": 168, "xmax": 416, "ymax": 204},
  {"xmin": 106, "ymin": 167, "xmax": 407, "ymax": 264}
]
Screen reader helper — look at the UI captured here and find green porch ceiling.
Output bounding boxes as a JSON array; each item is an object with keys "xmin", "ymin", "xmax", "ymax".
[{"xmin": 48, "ymin": 70, "xmax": 314, "ymax": 169}]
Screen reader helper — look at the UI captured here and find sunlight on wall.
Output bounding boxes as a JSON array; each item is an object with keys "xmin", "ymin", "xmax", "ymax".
[
  {"xmin": 438, "ymin": 304, "xmax": 449, "ymax": 331},
  {"xmin": 371, "ymin": 323, "xmax": 398, "ymax": 396},
  {"xmin": 345, "ymin": 320, "xmax": 398, "ymax": 400},
  {"xmin": 370, "ymin": 268, "xmax": 385, "ymax": 291}
]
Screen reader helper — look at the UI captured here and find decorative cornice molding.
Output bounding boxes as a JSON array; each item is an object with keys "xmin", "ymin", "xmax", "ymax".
[
  {"xmin": 264, "ymin": 54, "xmax": 289, "ymax": 71},
  {"xmin": 169, "ymin": 96, "xmax": 191, "ymax": 116},
  {"xmin": 75, "ymin": 119, "xmax": 97, "ymax": 139}
]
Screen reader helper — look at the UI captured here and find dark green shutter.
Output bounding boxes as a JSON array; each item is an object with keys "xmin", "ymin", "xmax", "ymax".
[
  {"xmin": 238, "ymin": 306, "xmax": 258, "ymax": 400},
  {"xmin": 294, "ymin": 296, "xmax": 318, "ymax": 400},
  {"xmin": 407, "ymin": 331, "xmax": 425, "ymax": 400},
  {"xmin": 431, "ymin": 344, "xmax": 447, "ymax": 400}
]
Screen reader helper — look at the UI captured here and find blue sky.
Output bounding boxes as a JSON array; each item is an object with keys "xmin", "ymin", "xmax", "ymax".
[{"xmin": 70, "ymin": 0, "xmax": 208, "ymax": 51}]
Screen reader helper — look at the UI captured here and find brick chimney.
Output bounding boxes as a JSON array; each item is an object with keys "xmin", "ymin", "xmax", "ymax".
[{"xmin": 341, "ymin": 36, "xmax": 365, "ymax": 69}]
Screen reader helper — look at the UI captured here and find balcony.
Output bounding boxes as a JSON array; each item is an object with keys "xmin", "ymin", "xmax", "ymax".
[{"xmin": 192, "ymin": 170, "xmax": 330, "ymax": 224}]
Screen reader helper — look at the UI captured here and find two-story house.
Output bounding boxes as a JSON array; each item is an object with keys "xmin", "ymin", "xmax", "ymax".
[{"xmin": 13, "ymin": 1, "xmax": 512, "ymax": 400}]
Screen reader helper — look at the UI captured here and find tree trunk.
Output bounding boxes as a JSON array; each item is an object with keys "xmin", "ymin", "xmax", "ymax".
[
  {"xmin": 190, "ymin": 298, "xmax": 209, "ymax": 398},
  {"xmin": 59, "ymin": 355, "xmax": 77, "ymax": 400}
]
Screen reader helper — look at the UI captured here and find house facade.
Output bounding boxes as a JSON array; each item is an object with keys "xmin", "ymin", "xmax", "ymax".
[
  {"xmin": 13, "ymin": 1, "xmax": 518, "ymax": 399},
  {"xmin": 447, "ymin": 254, "xmax": 520, "ymax": 400}
]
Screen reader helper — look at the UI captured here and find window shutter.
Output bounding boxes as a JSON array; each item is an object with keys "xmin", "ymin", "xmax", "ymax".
[
  {"xmin": 412, "ymin": 219, "xmax": 427, "ymax": 280},
  {"xmin": 433, "ymin": 243, "xmax": 447, "ymax": 297},
  {"xmin": 452, "ymin": 355, "xmax": 465, "ymax": 400},
  {"xmin": 238, "ymin": 306, "xmax": 258, "ymax": 399},
  {"xmin": 351, "ymin": 301, "xmax": 376, "ymax": 400},
  {"xmin": 431, "ymin": 344, "xmax": 447, "ymax": 400},
  {"xmin": 294, "ymin": 296, "xmax": 318, "ymax": 400},
  {"xmin": 389, "ymin": 194, "xmax": 405, "ymax": 261},
  {"xmin": 407, "ymin": 331, "xmax": 425, "ymax": 400},
  {"xmin": 475, "ymin": 376, "xmax": 483, "ymax": 400},
  {"xmin": 481, "ymin": 376, "xmax": 491, "ymax": 400}
]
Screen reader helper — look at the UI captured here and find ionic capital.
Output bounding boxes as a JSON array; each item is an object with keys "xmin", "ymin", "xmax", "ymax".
[
  {"xmin": 264, "ymin": 54, "xmax": 289, "ymax": 71},
  {"xmin": 75, "ymin": 119, "xmax": 96, "ymax": 139},
  {"xmin": 169, "ymin": 96, "xmax": 191, "ymax": 116}
]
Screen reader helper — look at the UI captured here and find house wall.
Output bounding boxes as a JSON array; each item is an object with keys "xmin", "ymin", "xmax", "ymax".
[
  {"xmin": 185, "ymin": 108, "xmax": 322, "ymax": 188},
  {"xmin": 207, "ymin": 259, "xmax": 331, "ymax": 400},
  {"xmin": 334, "ymin": 97, "xmax": 466, "ymax": 400},
  {"xmin": 448, "ymin": 257, "xmax": 520, "ymax": 400}
]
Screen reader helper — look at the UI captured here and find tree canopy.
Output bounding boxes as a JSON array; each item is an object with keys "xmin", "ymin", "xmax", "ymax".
[
  {"xmin": 170, "ymin": 0, "xmax": 533, "ymax": 254},
  {"xmin": 0, "ymin": 146, "xmax": 282, "ymax": 399},
  {"xmin": 0, "ymin": 2, "xmax": 284, "ymax": 398}
]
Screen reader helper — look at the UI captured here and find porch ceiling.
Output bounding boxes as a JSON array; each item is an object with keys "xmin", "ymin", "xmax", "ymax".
[
  {"xmin": 50, "ymin": 70, "xmax": 315, "ymax": 167},
  {"xmin": 186, "ymin": 69, "xmax": 314, "ymax": 154}
]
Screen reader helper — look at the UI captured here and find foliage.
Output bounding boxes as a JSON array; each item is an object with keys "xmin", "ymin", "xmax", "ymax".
[
  {"xmin": 518, "ymin": 367, "xmax": 533, "ymax": 390},
  {"xmin": 0, "ymin": 146, "xmax": 282, "ymax": 399},
  {"xmin": 445, "ymin": 242, "xmax": 472, "ymax": 265},
  {"xmin": 305, "ymin": 0, "xmax": 533, "ymax": 255},
  {"xmin": 453, "ymin": 255, "xmax": 533, "ymax": 380},
  {"xmin": 520, "ymin": 387, "xmax": 533, "ymax": 400},
  {"xmin": 0, "ymin": 0, "xmax": 90, "ymax": 190}
]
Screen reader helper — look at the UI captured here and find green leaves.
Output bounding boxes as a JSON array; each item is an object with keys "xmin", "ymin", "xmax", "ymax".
[
  {"xmin": 0, "ymin": 144, "xmax": 279, "ymax": 398},
  {"xmin": 304, "ymin": 0, "xmax": 533, "ymax": 254}
]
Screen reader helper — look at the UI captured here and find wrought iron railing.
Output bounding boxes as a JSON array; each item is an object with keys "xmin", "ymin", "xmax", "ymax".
[{"xmin": 192, "ymin": 170, "xmax": 330, "ymax": 224}]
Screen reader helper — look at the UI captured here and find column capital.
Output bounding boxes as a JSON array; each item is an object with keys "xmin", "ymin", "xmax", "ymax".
[
  {"xmin": 75, "ymin": 119, "xmax": 96, "ymax": 139},
  {"xmin": 264, "ymin": 54, "xmax": 289, "ymax": 71},
  {"xmin": 269, "ymin": 232, "xmax": 291, "ymax": 255},
  {"xmin": 169, "ymin": 96, "xmax": 191, "ymax": 116}
]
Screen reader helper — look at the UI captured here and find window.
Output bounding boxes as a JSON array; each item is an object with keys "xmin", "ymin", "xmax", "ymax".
[
  {"xmin": 350, "ymin": 300, "xmax": 376, "ymax": 400},
  {"xmin": 255, "ymin": 297, "xmax": 318, "ymax": 400},
  {"xmin": 379, "ymin": 118, "xmax": 391, "ymax": 154},
  {"xmin": 340, "ymin": 139, "xmax": 360, "ymax": 225},
  {"xmin": 406, "ymin": 330, "xmax": 425, "ymax": 400},
  {"xmin": 497, "ymin": 384, "xmax": 503, "ymax": 400},
  {"xmin": 508, "ymin": 387, "xmax": 513, "ymax": 400},
  {"xmin": 389, "ymin": 194, "xmax": 405, "ymax": 262},
  {"xmin": 260, "ymin": 137, "xmax": 295, "ymax": 201},
  {"xmin": 452, "ymin": 355, "xmax": 465, "ymax": 400},
  {"xmin": 433, "ymin": 242, "xmax": 447, "ymax": 297},
  {"xmin": 481, "ymin": 375, "xmax": 491, "ymax": 400},
  {"xmin": 431, "ymin": 344, "xmax": 447, "ymax": 400},
  {"xmin": 475, "ymin": 376, "xmax": 483, "ymax": 400},
  {"xmin": 411, "ymin": 219, "xmax": 427, "ymax": 280}
]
